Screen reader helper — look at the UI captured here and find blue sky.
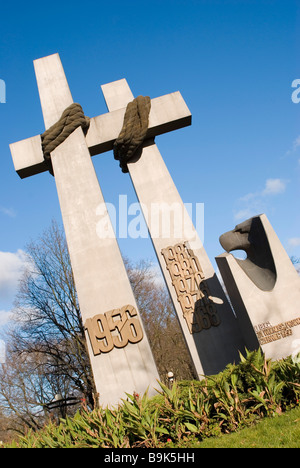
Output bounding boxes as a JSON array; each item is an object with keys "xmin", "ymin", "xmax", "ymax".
[{"xmin": 0, "ymin": 0, "xmax": 300, "ymax": 327}]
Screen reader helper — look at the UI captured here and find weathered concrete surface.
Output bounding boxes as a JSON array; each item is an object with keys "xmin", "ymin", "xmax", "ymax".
[
  {"xmin": 101, "ymin": 79, "xmax": 245, "ymax": 378},
  {"xmin": 10, "ymin": 80, "xmax": 191, "ymax": 179},
  {"xmin": 10, "ymin": 54, "xmax": 159, "ymax": 407},
  {"xmin": 216, "ymin": 214, "xmax": 300, "ymax": 361}
]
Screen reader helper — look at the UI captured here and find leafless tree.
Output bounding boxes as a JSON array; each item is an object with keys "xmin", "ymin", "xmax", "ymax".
[
  {"xmin": 125, "ymin": 257, "xmax": 196, "ymax": 381},
  {"xmin": 291, "ymin": 256, "xmax": 300, "ymax": 274},
  {"xmin": 0, "ymin": 221, "xmax": 194, "ymax": 435},
  {"xmin": 1, "ymin": 220, "xmax": 95, "ymax": 426}
]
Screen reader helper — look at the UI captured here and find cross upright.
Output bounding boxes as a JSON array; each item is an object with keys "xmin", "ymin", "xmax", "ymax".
[
  {"xmin": 10, "ymin": 53, "xmax": 161, "ymax": 408},
  {"xmin": 100, "ymin": 80, "xmax": 245, "ymax": 377},
  {"xmin": 10, "ymin": 53, "xmax": 245, "ymax": 391}
]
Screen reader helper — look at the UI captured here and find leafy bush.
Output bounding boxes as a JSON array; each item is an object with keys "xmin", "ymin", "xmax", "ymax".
[{"xmin": 5, "ymin": 349, "xmax": 300, "ymax": 448}]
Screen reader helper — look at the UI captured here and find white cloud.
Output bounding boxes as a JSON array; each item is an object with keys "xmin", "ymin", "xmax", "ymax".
[
  {"xmin": 238, "ymin": 178, "xmax": 287, "ymax": 204},
  {"xmin": 0, "ymin": 309, "xmax": 13, "ymax": 327},
  {"xmin": 0, "ymin": 206, "xmax": 16, "ymax": 218},
  {"xmin": 292, "ymin": 136, "xmax": 300, "ymax": 151},
  {"xmin": 235, "ymin": 178, "xmax": 287, "ymax": 221},
  {"xmin": 234, "ymin": 208, "xmax": 256, "ymax": 221},
  {"xmin": 285, "ymin": 135, "xmax": 300, "ymax": 157},
  {"xmin": 262, "ymin": 178, "xmax": 286, "ymax": 196},
  {"xmin": 288, "ymin": 238, "xmax": 300, "ymax": 248},
  {"xmin": 0, "ymin": 250, "xmax": 28, "ymax": 300},
  {"xmin": 239, "ymin": 192, "xmax": 258, "ymax": 203}
]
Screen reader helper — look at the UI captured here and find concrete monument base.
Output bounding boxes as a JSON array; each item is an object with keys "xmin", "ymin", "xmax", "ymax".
[{"xmin": 216, "ymin": 214, "xmax": 300, "ymax": 361}]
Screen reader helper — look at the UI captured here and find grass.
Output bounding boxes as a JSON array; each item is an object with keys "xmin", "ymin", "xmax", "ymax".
[{"xmin": 192, "ymin": 406, "xmax": 300, "ymax": 448}]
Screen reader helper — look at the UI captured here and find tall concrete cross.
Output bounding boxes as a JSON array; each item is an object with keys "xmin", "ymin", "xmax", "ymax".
[
  {"xmin": 101, "ymin": 80, "xmax": 245, "ymax": 377},
  {"xmin": 10, "ymin": 53, "xmax": 244, "ymax": 389},
  {"xmin": 10, "ymin": 54, "xmax": 160, "ymax": 408}
]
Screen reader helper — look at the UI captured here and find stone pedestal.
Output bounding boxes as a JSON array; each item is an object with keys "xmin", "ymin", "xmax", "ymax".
[{"xmin": 216, "ymin": 214, "xmax": 300, "ymax": 360}]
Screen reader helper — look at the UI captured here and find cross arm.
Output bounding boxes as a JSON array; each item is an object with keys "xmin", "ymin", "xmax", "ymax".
[
  {"xmin": 10, "ymin": 134, "xmax": 46, "ymax": 179},
  {"xmin": 87, "ymin": 91, "xmax": 191, "ymax": 157},
  {"xmin": 10, "ymin": 86, "xmax": 191, "ymax": 179}
]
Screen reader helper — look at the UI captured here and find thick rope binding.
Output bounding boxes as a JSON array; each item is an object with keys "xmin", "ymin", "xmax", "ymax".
[
  {"xmin": 41, "ymin": 102, "xmax": 90, "ymax": 175},
  {"xmin": 113, "ymin": 95, "xmax": 151, "ymax": 173}
]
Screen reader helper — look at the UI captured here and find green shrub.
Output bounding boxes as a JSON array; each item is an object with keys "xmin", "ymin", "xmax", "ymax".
[{"xmin": 5, "ymin": 349, "xmax": 300, "ymax": 448}]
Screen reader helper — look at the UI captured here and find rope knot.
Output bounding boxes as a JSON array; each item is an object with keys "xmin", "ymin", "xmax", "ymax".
[
  {"xmin": 41, "ymin": 102, "xmax": 90, "ymax": 175},
  {"xmin": 113, "ymin": 96, "xmax": 151, "ymax": 173}
]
